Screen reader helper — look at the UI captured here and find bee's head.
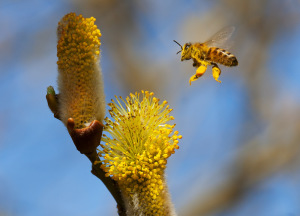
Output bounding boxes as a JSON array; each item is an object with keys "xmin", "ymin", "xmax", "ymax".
[
  {"xmin": 180, "ymin": 43, "xmax": 193, "ymax": 61},
  {"xmin": 174, "ymin": 40, "xmax": 192, "ymax": 61}
]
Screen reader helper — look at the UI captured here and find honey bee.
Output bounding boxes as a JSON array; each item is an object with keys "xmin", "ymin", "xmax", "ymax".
[{"xmin": 174, "ymin": 26, "xmax": 238, "ymax": 85}]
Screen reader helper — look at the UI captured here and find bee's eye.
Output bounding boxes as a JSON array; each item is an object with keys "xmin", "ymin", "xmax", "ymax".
[{"xmin": 185, "ymin": 44, "xmax": 190, "ymax": 49}]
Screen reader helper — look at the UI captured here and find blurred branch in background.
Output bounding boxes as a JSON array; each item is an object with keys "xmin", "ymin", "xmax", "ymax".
[
  {"xmin": 220, "ymin": 0, "xmax": 300, "ymax": 120},
  {"xmin": 180, "ymin": 101, "xmax": 300, "ymax": 215}
]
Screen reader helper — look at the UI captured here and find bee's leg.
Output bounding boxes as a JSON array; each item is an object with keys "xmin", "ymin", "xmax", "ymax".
[
  {"xmin": 189, "ymin": 74, "xmax": 199, "ymax": 85},
  {"xmin": 192, "ymin": 59, "xmax": 200, "ymax": 68},
  {"xmin": 212, "ymin": 63, "xmax": 221, "ymax": 83},
  {"xmin": 189, "ymin": 62, "xmax": 208, "ymax": 85}
]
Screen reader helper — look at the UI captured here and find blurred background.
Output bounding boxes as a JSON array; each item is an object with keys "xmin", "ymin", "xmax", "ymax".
[{"xmin": 1, "ymin": 0, "xmax": 300, "ymax": 215}]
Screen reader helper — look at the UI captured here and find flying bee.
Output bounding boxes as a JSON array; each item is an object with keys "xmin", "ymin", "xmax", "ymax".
[{"xmin": 174, "ymin": 26, "xmax": 238, "ymax": 85}]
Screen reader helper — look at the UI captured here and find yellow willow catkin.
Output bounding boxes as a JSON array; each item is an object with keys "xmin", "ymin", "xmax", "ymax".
[
  {"xmin": 99, "ymin": 91, "xmax": 181, "ymax": 215},
  {"xmin": 57, "ymin": 13, "xmax": 105, "ymax": 128}
]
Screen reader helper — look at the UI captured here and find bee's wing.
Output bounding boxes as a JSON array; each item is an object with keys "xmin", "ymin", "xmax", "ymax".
[{"xmin": 203, "ymin": 26, "xmax": 235, "ymax": 49}]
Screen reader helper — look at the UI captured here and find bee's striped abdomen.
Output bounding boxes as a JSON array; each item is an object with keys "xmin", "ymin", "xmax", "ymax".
[{"xmin": 206, "ymin": 47, "xmax": 238, "ymax": 67}]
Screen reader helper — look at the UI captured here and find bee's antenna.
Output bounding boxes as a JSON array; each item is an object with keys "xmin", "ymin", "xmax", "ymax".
[
  {"xmin": 173, "ymin": 40, "xmax": 183, "ymax": 54},
  {"xmin": 173, "ymin": 40, "xmax": 182, "ymax": 49}
]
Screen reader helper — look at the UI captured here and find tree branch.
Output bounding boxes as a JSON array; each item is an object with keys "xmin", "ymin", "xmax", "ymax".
[{"xmin": 46, "ymin": 93, "xmax": 127, "ymax": 216}]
